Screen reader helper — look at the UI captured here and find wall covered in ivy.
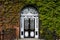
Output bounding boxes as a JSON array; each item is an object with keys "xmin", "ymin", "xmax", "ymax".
[{"xmin": 0, "ymin": 0, "xmax": 60, "ymax": 39}]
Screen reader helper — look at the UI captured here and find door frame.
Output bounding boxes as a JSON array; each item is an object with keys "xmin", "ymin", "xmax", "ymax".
[{"xmin": 20, "ymin": 5, "xmax": 40, "ymax": 39}]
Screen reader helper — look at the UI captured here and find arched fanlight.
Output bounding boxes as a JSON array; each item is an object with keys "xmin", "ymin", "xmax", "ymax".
[{"xmin": 21, "ymin": 7, "xmax": 38, "ymax": 14}]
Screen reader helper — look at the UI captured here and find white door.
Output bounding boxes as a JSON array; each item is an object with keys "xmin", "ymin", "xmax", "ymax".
[{"xmin": 24, "ymin": 18, "xmax": 35, "ymax": 38}]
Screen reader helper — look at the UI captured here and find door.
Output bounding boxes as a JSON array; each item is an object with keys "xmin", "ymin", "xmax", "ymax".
[{"xmin": 24, "ymin": 18, "xmax": 35, "ymax": 38}]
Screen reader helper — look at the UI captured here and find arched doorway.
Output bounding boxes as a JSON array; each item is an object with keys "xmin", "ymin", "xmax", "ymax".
[{"xmin": 20, "ymin": 6, "xmax": 39, "ymax": 39}]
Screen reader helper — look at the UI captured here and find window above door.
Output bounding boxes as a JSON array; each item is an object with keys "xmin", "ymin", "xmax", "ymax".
[{"xmin": 21, "ymin": 7, "xmax": 38, "ymax": 18}]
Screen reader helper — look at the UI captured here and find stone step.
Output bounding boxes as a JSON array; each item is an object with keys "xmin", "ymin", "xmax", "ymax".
[
  {"xmin": 14, "ymin": 38, "xmax": 44, "ymax": 40},
  {"xmin": 14, "ymin": 39, "xmax": 60, "ymax": 40}
]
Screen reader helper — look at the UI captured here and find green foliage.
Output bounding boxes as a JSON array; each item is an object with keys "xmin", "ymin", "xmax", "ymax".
[
  {"xmin": 37, "ymin": 0, "xmax": 60, "ymax": 39},
  {"xmin": 0, "ymin": 0, "xmax": 60, "ymax": 39}
]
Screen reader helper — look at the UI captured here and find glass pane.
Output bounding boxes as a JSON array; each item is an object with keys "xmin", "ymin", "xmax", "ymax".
[
  {"xmin": 30, "ymin": 18, "xmax": 35, "ymax": 30},
  {"xmin": 24, "ymin": 18, "xmax": 29, "ymax": 30}
]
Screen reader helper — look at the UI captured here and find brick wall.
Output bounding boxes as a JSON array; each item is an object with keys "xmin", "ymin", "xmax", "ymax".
[{"xmin": 0, "ymin": 1, "xmax": 25, "ymax": 38}]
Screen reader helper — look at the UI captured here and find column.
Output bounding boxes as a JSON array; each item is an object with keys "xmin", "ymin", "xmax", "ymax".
[
  {"xmin": 35, "ymin": 17, "xmax": 39, "ymax": 38},
  {"xmin": 20, "ymin": 17, "xmax": 24, "ymax": 38}
]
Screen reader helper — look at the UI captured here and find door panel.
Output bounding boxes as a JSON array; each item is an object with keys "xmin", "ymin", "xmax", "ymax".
[
  {"xmin": 24, "ymin": 18, "xmax": 29, "ymax": 38},
  {"xmin": 25, "ymin": 31, "xmax": 29, "ymax": 37},
  {"xmin": 30, "ymin": 18, "xmax": 35, "ymax": 30},
  {"xmin": 30, "ymin": 18, "xmax": 35, "ymax": 38},
  {"xmin": 24, "ymin": 18, "xmax": 29, "ymax": 30},
  {"xmin": 30, "ymin": 31, "xmax": 34, "ymax": 37}
]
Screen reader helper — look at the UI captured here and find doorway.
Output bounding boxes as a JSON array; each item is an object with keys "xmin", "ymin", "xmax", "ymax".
[{"xmin": 20, "ymin": 6, "xmax": 39, "ymax": 38}]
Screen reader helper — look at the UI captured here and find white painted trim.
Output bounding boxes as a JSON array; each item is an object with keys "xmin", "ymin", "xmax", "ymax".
[
  {"xmin": 35, "ymin": 18, "xmax": 39, "ymax": 38},
  {"xmin": 20, "ymin": 8, "xmax": 39, "ymax": 38},
  {"xmin": 20, "ymin": 17, "xmax": 24, "ymax": 38}
]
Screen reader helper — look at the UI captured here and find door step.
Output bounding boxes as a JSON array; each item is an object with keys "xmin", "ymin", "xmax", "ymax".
[{"xmin": 14, "ymin": 38, "xmax": 44, "ymax": 40}]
